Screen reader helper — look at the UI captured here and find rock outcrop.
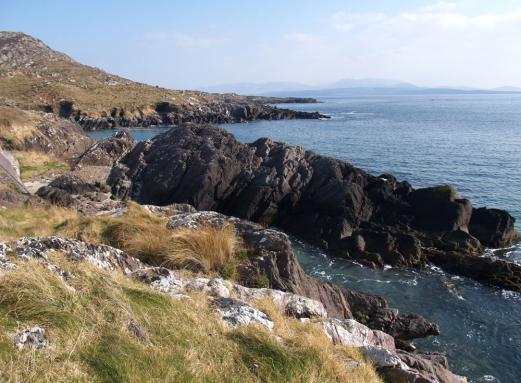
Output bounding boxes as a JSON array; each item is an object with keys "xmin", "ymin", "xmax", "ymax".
[
  {"xmin": 0, "ymin": 105, "xmax": 94, "ymax": 160},
  {"xmin": 75, "ymin": 129, "xmax": 135, "ymax": 167},
  {"xmin": 108, "ymin": 124, "xmax": 521, "ymax": 291}
]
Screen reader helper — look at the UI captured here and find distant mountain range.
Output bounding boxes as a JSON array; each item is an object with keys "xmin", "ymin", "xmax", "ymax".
[{"xmin": 200, "ymin": 79, "xmax": 521, "ymax": 96}]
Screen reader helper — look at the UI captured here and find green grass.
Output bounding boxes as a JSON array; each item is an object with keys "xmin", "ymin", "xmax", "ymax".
[{"xmin": 0, "ymin": 257, "xmax": 381, "ymax": 383}]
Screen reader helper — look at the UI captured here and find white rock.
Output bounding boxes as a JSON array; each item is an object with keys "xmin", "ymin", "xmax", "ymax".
[
  {"xmin": 13, "ymin": 326, "xmax": 47, "ymax": 350},
  {"xmin": 213, "ymin": 297, "xmax": 274, "ymax": 331},
  {"xmin": 317, "ymin": 318, "xmax": 396, "ymax": 351}
]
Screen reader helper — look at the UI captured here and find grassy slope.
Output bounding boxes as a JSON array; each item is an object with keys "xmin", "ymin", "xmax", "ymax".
[
  {"xmin": 0, "ymin": 205, "xmax": 381, "ymax": 383},
  {"xmin": 0, "ymin": 44, "xmax": 260, "ymax": 121}
]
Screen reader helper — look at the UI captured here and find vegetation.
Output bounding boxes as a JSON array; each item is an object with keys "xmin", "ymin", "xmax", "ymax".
[
  {"xmin": 12, "ymin": 150, "xmax": 69, "ymax": 180},
  {"xmin": 0, "ymin": 203, "xmax": 242, "ymax": 278},
  {"xmin": 0, "ymin": 256, "xmax": 380, "ymax": 383}
]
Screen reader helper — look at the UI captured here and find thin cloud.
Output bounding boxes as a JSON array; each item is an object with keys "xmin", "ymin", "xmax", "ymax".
[{"xmin": 144, "ymin": 32, "xmax": 227, "ymax": 48}]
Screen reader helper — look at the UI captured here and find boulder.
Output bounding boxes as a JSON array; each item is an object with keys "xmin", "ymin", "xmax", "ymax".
[
  {"xmin": 212, "ymin": 297, "xmax": 274, "ymax": 331},
  {"xmin": 469, "ymin": 207, "xmax": 519, "ymax": 248}
]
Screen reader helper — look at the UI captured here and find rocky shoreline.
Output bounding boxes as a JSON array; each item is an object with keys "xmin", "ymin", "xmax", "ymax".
[
  {"xmin": 107, "ymin": 124, "xmax": 521, "ymax": 292},
  {"xmin": 73, "ymin": 100, "xmax": 328, "ymax": 131}
]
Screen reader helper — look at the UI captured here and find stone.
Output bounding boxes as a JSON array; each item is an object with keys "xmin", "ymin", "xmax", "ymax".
[
  {"xmin": 12, "ymin": 326, "xmax": 47, "ymax": 350},
  {"xmin": 13, "ymin": 236, "xmax": 144, "ymax": 274},
  {"xmin": 131, "ymin": 267, "xmax": 185, "ymax": 293},
  {"xmin": 212, "ymin": 297, "xmax": 274, "ymax": 331},
  {"xmin": 128, "ymin": 320, "xmax": 152, "ymax": 345},
  {"xmin": 317, "ymin": 318, "xmax": 396, "ymax": 350}
]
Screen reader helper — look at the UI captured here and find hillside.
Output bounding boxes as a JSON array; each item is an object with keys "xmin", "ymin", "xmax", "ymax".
[{"xmin": 0, "ymin": 32, "xmax": 323, "ymax": 130}]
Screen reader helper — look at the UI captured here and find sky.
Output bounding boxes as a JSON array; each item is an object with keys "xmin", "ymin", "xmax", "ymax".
[{"xmin": 2, "ymin": 0, "xmax": 521, "ymax": 89}]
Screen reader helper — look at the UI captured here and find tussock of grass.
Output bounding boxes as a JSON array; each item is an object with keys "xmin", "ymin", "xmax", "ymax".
[
  {"xmin": 12, "ymin": 150, "xmax": 69, "ymax": 180},
  {"xmin": 0, "ymin": 257, "xmax": 381, "ymax": 383},
  {"xmin": 166, "ymin": 224, "xmax": 241, "ymax": 273}
]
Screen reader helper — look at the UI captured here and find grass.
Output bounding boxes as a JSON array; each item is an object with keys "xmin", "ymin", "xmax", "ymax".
[
  {"xmin": 166, "ymin": 224, "xmax": 241, "ymax": 274},
  {"xmin": 12, "ymin": 150, "xmax": 69, "ymax": 180},
  {"xmin": 0, "ymin": 203, "xmax": 242, "ymax": 279},
  {"xmin": 0, "ymin": 256, "xmax": 381, "ymax": 383}
]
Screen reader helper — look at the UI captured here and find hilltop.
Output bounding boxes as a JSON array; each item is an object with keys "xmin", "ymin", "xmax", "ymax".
[{"xmin": 0, "ymin": 32, "xmax": 323, "ymax": 130}]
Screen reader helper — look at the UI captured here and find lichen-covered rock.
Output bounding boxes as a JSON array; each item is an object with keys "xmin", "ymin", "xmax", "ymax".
[
  {"xmin": 317, "ymin": 318, "xmax": 395, "ymax": 350},
  {"xmin": 13, "ymin": 236, "xmax": 144, "ymax": 274},
  {"xmin": 212, "ymin": 297, "xmax": 274, "ymax": 331},
  {"xmin": 233, "ymin": 285, "xmax": 327, "ymax": 319},
  {"xmin": 131, "ymin": 267, "xmax": 186, "ymax": 293},
  {"xmin": 12, "ymin": 326, "xmax": 47, "ymax": 350},
  {"xmin": 0, "ymin": 242, "xmax": 16, "ymax": 270}
]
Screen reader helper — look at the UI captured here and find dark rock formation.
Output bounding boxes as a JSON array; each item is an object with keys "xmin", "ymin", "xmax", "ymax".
[
  {"xmin": 77, "ymin": 102, "xmax": 327, "ymax": 130},
  {"xmin": 36, "ymin": 174, "xmax": 124, "ymax": 214},
  {"xmin": 75, "ymin": 129, "xmax": 135, "ymax": 167},
  {"xmin": 108, "ymin": 124, "xmax": 521, "ymax": 291}
]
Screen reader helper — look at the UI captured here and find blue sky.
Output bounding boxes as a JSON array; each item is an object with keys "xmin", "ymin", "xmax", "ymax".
[{"xmin": 2, "ymin": 0, "xmax": 521, "ymax": 89}]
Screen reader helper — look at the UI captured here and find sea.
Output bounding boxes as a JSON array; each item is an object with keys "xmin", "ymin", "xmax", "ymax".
[{"xmin": 86, "ymin": 93, "xmax": 521, "ymax": 383}]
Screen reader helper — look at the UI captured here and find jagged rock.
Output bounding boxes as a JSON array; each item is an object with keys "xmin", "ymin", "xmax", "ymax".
[
  {"xmin": 469, "ymin": 207, "xmax": 520, "ymax": 247},
  {"xmin": 378, "ymin": 351, "xmax": 468, "ymax": 383},
  {"xmin": 185, "ymin": 277, "xmax": 233, "ymax": 298},
  {"xmin": 12, "ymin": 326, "xmax": 47, "ymax": 350},
  {"xmin": 109, "ymin": 125, "xmax": 520, "ymax": 291},
  {"xmin": 212, "ymin": 297, "xmax": 274, "ymax": 331},
  {"xmin": 75, "ymin": 130, "xmax": 135, "ymax": 167}
]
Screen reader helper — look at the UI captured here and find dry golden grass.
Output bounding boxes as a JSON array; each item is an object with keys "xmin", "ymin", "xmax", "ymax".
[
  {"xmin": 166, "ymin": 224, "xmax": 241, "ymax": 273},
  {"xmin": 1, "ymin": 203, "xmax": 242, "ymax": 278},
  {"xmin": 0, "ymin": 255, "xmax": 381, "ymax": 383},
  {"xmin": 12, "ymin": 150, "xmax": 69, "ymax": 180}
]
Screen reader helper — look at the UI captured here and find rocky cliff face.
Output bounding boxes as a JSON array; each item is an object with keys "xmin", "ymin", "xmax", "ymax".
[{"xmin": 108, "ymin": 124, "xmax": 521, "ymax": 291}]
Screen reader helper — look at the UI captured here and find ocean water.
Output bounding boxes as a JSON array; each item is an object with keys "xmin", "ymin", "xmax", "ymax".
[{"xmin": 86, "ymin": 93, "xmax": 521, "ymax": 382}]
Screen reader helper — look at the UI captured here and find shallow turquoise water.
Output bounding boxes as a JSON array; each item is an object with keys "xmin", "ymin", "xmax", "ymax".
[{"xmin": 86, "ymin": 93, "xmax": 521, "ymax": 382}]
